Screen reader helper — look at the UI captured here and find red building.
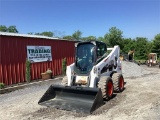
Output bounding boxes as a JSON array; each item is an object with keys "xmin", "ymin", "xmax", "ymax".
[{"xmin": 0, "ymin": 32, "xmax": 75, "ymax": 85}]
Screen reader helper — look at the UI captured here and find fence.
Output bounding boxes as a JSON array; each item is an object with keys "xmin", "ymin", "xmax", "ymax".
[{"xmin": 0, "ymin": 33, "xmax": 75, "ymax": 85}]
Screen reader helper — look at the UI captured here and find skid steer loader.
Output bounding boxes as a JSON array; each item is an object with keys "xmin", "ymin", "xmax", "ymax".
[{"xmin": 38, "ymin": 41, "xmax": 124, "ymax": 113}]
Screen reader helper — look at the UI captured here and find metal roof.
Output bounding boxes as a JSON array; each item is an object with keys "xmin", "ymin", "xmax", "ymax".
[{"xmin": 0, "ymin": 32, "xmax": 75, "ymax": 41}]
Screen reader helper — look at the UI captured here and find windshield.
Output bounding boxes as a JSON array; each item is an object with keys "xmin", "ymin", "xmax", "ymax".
[{"xmin": 75, "ymin": 43, "xmax": 95, "ymax": 74}]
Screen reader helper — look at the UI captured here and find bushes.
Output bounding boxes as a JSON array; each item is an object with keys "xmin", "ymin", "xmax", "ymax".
[
  {"xmin": 62, "ymin": 58, "xmax": 67, "ymax": 75},
  {"xmin": 0, "ymin": 83, "xmax": 4, "ymax": 89},
  {"xmin": 25, "ymin": 59, "xmax": 31, "ymax": 82}
]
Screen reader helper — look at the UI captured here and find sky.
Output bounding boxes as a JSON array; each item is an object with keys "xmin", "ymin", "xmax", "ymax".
[{"xmin": 0, "ymin": 0, "xmax": 160, "ymax": 40}]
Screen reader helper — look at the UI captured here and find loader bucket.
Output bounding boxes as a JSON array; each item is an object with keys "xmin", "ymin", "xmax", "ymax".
[{"xmin": 38, "ymin": 85, "xmax": 104, "ymax": 113}]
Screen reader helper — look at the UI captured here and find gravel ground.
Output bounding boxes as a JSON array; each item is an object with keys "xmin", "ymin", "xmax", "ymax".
[{"xmin": 0, "ymin": 61, "xmax": 160, "ymax": 120}]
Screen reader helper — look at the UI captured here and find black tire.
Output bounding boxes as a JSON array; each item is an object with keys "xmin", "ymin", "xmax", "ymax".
[
  {"xmin": 98, "ymin": 76, "xmax": 113, "ymax": 100},
  {"xmin": 112, "ymin": 73, "xmax": 124, "ymax": 92},
  {"xmin": 61, "ymin": 76, "xmax": 68, "ymax": 85}
]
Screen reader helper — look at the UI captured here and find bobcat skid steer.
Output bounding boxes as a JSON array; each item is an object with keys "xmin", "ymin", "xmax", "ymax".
[{"xmin": 38, "ymin": 41, "xmax": 124, "ymax": 113}]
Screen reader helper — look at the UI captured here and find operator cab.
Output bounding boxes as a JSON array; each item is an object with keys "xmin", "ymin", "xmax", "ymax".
[{"xmin": 74, "ymin": 41, "xmax": 107, "ymax": 74}]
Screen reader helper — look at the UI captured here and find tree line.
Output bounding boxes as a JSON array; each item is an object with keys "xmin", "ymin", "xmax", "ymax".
[{"xmin": 0, "ymin": 25, "xmax": 159, "ymax": 60}]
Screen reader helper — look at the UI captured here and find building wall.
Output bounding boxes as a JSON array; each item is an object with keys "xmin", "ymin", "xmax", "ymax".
[{"xmin": 0, "ymin": 35, "xmax": 75, "ymax": 85}]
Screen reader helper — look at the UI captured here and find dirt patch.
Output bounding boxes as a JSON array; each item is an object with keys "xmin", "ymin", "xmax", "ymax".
[{"xmin": 30, "ymin": 92, "xmax": 125, "ymax": 119}]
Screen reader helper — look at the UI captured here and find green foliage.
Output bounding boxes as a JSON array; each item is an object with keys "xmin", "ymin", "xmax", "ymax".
[
  {"xmin": 63, "ymin": 35, "xmax": 73, "ymax": 40},
  {"xmin": 0, "ymin": 83, "xmax": 4, "ymax": 89},
  {"xmin": 8, "ymin": 26, "xmax": 18, "ymax": 33},
  {"xmin": 34, "ymin": 31, "xmax": 54, "ymax": 37},
  {"xmin": 0, "ymin": 25, "xmax": 18, "ymax": 33},
  {"xmin": 0, "ymin": 25, "xmax": 7, "ymax": 32},
  {"xmin": 122, "ymin": 37, "xmax": 152, "ymax": 60},
  {"xmin": 97, "ymin": 37, "xmax": 104, "ymax": 41},
  {"xmin": 122, "ymin": 38, "xmax": 135, "ymax": 53},
  {"xmin": 87, "ymin": 36, "xmax": 96, "ymax": 40},
  {"xmin": 81, "ymin": 37, "xmax": 87, "ymax": 41},
  {"xmin": 28, "ymin": 32, "xmax": 34, "ymax": 35},
  {"xmin": 62, "ymin": 58, "xmax": 67, "ymax": 75},
  {"xmin": 104, "ymin": 27, "xmax": 123, "ymax": 48},
  {"xmin": 25, "ymin": 59, "xmax": 31, "ymax": 82},
  {"xmin": 152, "ymin": 33, "xmax": 160, "ymax": 58},
  {"xmin": 41, "ymin": 31, "xmax": 54, "ymax": 37},
  {"xmin": 72, "ymin": 30, "xmax": 82, "ymax": 40},
  {"xmin": 81, "ymin": 36, "xmax": 96, "ymax": 41},
  {"xmin": 133, "ymin": 37, "xmax": 149, "ymax": 60}
]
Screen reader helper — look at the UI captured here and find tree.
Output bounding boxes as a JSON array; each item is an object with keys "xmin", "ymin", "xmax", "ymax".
[
  {"xmin": 28, "ymin": 32, "xmax": 34, "ymax": 35},
  {"xmin": 152, "ymin": 33, "xmax": 160, "ymax": 58},
  {"xmin": 33, "ymin": 31, "xmax": 54, "ymax": 37},
  {"xmin": 0, "ymin": 25, "xmax": 7, "ymax": 32},
  {"xmin": 87, "ymin": 36, "xmax": 96, "ymax": 40},
  {"xmin": 0, "ymin": 25, "xmax": 18, "ymax": 33},
  {"xmin": 97, "ymin": 37, "xmax": 104, "ymax": 42},
  {"xmin": 134, "ymin": 37, "xmax": 149, "ymax": 60},
  {"xmin": 63, "ymin": 35, "xmax": 73, "ymax": 40},
  {"xmin": 122, "ymin": 38, "xmax": 136, "ymax": 54},
  {"xmin": 72, "ymin": 30, "xmax": 82, "ymax": 40},
  {"xmin": 81, "ymin": 36, "xmax": 97, "ymax": 41},
  {"xmin": 81, "ymin": 37, "xmax": 88, "ymax": 41},
  {"xmin": 41, "ymin": 31, "xmax": 54, "ymax": 37},
  {"xmin": 98, "ymin": 36, "xmax": 111, "ymax": 47},
  {"xmin": 8, "ymin": 26, "xmax": 18, "ymax": 33},
  {"xmin": 104, "ymin": 27, "xmax": 123, "ymax": 48},
  {"xmin": 34, "ymin": 32, "xmax": 41, "ymax": 35}
]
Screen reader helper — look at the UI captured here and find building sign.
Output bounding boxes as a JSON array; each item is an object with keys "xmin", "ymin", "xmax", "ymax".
[{"xmin": 27, "ymin": 46, "xmax": 52, "ymax": 62}]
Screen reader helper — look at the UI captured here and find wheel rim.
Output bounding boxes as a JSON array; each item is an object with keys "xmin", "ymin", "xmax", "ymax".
[
  {"xmin": 119, "ymin": 76, "xmax": 124, "ymax": 90},
  {"xmin": 107, "ymin": 81, "xmax": 113, "ymax": 96}
]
